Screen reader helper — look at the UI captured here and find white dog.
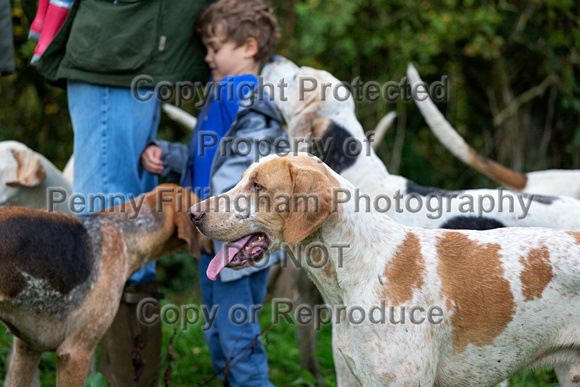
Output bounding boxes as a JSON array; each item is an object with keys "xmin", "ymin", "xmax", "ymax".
[{"xmin": 0, "ymin": 141, "xmax": 72, "ymax": 212}]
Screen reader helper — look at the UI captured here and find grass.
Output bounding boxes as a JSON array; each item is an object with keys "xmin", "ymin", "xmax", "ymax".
[
  {"xmin": 0, "ymin": 256, "xmax": 562, "ymax": 386},
  {"xmin": 0, "ymin": 300, "xmax": 335, "ymax": 387},
  {"xmin": 156, "ymin": 299, "xmax": 336, "ymax": 386}
]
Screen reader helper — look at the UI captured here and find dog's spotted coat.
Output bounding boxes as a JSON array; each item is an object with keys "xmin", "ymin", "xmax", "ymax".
[{"xmin": 192, "ymin": 154, "xmax": 580, "ymax": 386}]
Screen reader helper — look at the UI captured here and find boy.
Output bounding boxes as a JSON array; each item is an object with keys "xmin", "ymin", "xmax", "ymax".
[{"xmin": 141, "ymin": 0, "xmax": 285, "ymax": 385}]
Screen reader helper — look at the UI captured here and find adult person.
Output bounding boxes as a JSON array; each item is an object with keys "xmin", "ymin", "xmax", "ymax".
[{"xmin": 38, "ymin": 1, "xmax": 212, "ymax": 385}]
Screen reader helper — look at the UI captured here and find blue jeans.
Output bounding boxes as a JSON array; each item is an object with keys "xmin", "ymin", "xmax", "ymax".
[
  {"xmin": 67, "ymin": 80, "xmax": 159, "ymax": 285},
  {"xmin": 199, "ymin": 254, "xmax": 273, "ymax": 387}
]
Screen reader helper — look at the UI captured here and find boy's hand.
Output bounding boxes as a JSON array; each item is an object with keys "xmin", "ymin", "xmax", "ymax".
[{"xmin": 141, "ymin": 145, "xmax": 164, "ymax": 175}]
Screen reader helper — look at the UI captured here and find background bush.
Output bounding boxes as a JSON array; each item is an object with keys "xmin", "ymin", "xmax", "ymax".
[{"xmin": 3, "ymin": 0, "xmax": 579, "ymax": 188}]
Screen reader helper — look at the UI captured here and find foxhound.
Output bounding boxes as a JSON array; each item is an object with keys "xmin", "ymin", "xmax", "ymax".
[
  {"xmin": 407, "ymin": 63, "xmax": 580, "ymax": 199},
  {"xmin": 0, "ymin": 184, "xmax": 207, "ymax": 386},
  {"xmin": 190, "ymin": 153, "xmax": 580, "ymax": 386},
  {"xmin": 261, "ymin": 56, "xmax": 580, "ymax": 386}
]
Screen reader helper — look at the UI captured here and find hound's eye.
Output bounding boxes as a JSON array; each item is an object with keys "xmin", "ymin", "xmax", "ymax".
[{"xmin": 254, "ymin": 183, "xmax": 264, "ymax": 191}]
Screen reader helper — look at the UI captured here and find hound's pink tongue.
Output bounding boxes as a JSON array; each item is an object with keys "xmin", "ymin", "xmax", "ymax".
[{"xmin": 207, "ymin": 235, "xmax": 253, "ymax": 281}]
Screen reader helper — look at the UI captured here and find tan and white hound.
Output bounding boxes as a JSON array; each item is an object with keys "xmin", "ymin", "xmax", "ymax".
[
  {"xmin": 191, "ymin": 153, "xmax": 580, "ymax": 386},
  {"xmin": 0, "ymin": 184, "xmax": 208, "ymax": 386},
  {"xmin": 261, "ymin": 55, "xmax": 580, "ymax": 386}
]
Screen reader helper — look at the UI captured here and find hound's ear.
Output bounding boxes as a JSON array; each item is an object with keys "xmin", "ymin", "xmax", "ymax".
[
  {"xmin": 175, "ymin": 211, "xmax": 201, "ymax": 258},
  {"xmin": 283, "ymin": 167, "xmax": 334, "ymax": 245},
  {"xmin": 7, "ymin": 148, "xmax": 46, "ymax": 187},
  {"xmin": 289, "ymin": 112, "xmax": 330, "ymax": 144},
  {"xmin": 289, "ymin": 111, "xmax": 316, "ymax": 142},
  {"xmin": 174, "ymin": 188, "xmax": 213, "ymax": 259}
]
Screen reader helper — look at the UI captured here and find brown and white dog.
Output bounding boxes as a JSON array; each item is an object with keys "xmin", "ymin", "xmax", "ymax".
[
  {"xmin": 0, "ymin": 184, "xmax": 207, "ymax": 386},
  {"xmin": 261, "ymin": 55, "xmax": 580, "ymax": 386},
  {"xmin": 407, "ymin": 64, "xmax": 580, "ymax": 199},
  {"xmin": 191, "ymin": 153, "xmax": 580, "ymax": 386}
]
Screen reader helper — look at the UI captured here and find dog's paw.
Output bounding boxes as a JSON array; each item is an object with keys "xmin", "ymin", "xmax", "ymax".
[
  {"xmin": 570, "ymin": 373, "xmax": 580, "ymax": 383},
  {"xmin": 568, "ymin": 363, "xmax": 580, "ymax": 383}
]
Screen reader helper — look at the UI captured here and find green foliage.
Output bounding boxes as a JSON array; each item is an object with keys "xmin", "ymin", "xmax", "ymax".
[
  {"xmin": 156, "ymin": 253, "xmax": 202, "ymax": 302},
  {"xmin": 276, "ymin": 0, "xmax": 580, "ymax": 187},
  {"xmin": 508, "ymin": 368, "xmax": 558, "ymax": 387},
  {"xmin": 83, "ymin": 373, "xmax": 108, "ymax": 387}
]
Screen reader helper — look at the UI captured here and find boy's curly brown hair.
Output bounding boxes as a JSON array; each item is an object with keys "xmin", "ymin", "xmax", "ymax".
[{"xmin": 196, "ymin": 0, "xmax": 279, "ymax": 64}]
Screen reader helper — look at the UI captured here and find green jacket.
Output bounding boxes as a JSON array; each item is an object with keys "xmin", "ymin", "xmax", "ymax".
[{"xmin": 39, "ymin": 0, "xmax": 212, "ymax": 88}]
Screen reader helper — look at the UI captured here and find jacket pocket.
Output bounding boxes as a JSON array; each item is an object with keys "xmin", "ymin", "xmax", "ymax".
[{"xmin": 65, "ymin": 0, "xmax": 160, "ymax": 73}]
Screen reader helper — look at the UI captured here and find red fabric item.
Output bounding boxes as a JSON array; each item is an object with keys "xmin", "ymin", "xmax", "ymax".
[
  {"xmin": 29, "ymin": 0, "xmax": 50, "ymax": 41},
  {"xmin": 31, "ymin": 3, "xmax": 69, "ymax": 64}
]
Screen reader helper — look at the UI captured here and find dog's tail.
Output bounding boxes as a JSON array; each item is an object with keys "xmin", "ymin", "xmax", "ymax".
[
  {"xmin": 407, "ymin": 63, "xmax": 528, "ymax": 191},
  {"xmin": 371, "ymin": 111, "xmax": 397, "ymax": 150},
  {"xmin": 162, "ymin": 103, "xmax": 197, "ymax": 130}
]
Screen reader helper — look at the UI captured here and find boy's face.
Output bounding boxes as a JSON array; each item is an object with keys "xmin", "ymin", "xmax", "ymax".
[{"xmin": 202, "ymin": 33, "xmax": 258, "ymax": 83}]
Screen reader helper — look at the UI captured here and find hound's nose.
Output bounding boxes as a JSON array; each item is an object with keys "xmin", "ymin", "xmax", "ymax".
[{"xmin": 188, "ymin": 205, "xmax": 205, "ymax": 224}]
